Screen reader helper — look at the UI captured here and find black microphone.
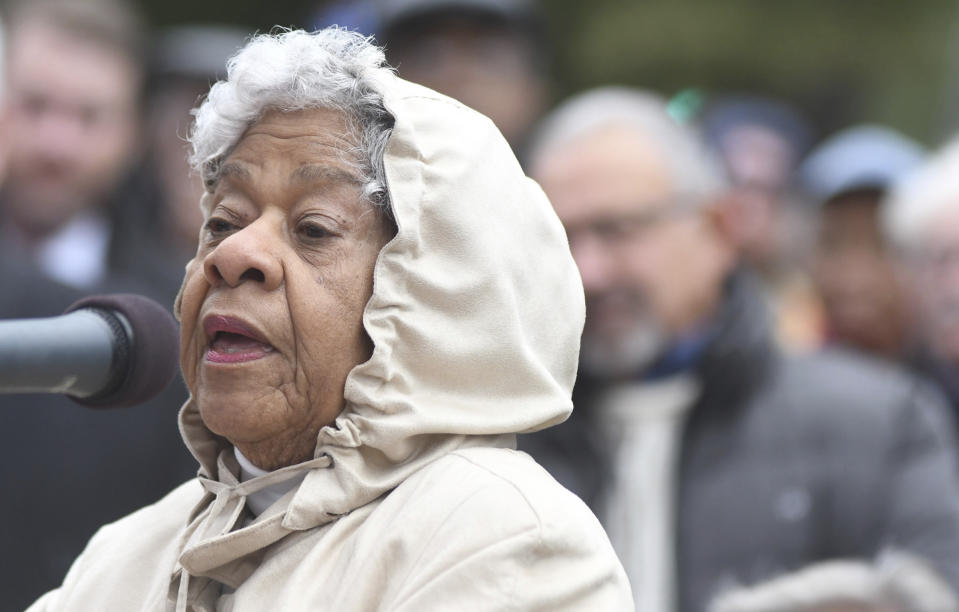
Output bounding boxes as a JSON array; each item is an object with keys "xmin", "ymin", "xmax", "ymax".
[{"xmin": 0, "ymin": 294, "xmax": 179, "ymax": 408}]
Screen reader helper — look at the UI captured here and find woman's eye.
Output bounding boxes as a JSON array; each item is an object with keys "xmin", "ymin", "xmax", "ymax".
[
  {"xmin": 298, "ymin": 221, "xmax": 330, "ymax": 241},
  {"xmin": 205, "ymin": 217, "xmax": 235, "ymax": 236}
]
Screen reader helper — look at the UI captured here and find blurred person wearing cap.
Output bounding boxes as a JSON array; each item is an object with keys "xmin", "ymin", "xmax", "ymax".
[
  {"xmin": 107, "ymin": 24, "xmax": 250, "ymax": 311},
  {"xmin": 799, "ymin": 125, "xmax": 925, "ymax": 360},
  {"xmin": 702, "ymin": 95, "xmax": 825, "ymax": 352},
  {"xmin": 145, "ymin": 25, "xmax": 247, "ymax": 261},
  {"xmin": 375, "ymin": 0, "xmax": 549, "ymax": 162},
  {"xmin": 884, "ymin": 138, "xmax": 959, "ymax": 430},
  {"xmin": 518, "ymin": 87, "xmax": 959, "ymax": 612}
]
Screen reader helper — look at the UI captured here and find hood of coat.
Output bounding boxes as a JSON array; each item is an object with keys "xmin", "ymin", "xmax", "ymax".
[{"xmin": 177, "ymin": 75, "xmax": 585, "ymax": 532}]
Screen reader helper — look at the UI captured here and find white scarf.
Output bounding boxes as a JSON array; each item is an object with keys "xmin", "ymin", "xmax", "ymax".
[
  {"xmin": 597, "ymin": 375, "xmax": 700, "ymax": 612},
  {"xmin": 233, "ymin": 447, "xmax": 308, "ymax": 517}
]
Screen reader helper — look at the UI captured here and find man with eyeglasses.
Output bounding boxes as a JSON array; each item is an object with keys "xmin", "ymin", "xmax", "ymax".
[{"xmin": 518, "ymin": 87, "xmax": 959, "ymax": 612}]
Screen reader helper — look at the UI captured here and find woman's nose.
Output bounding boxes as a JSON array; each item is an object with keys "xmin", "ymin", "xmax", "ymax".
[{"xmin": 202, "ymin": 220, "xmax": 283, "ymax": 291}]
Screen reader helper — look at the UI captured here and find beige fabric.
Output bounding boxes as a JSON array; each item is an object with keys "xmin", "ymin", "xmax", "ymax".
[{"xmin": 29, "ymin": 75, "xmax": 632, "ymax": 610}]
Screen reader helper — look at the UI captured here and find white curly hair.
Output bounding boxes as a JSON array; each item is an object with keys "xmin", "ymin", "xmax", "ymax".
[
  {"xmin": 883, "ymin": 136, "xmax": 959, "ymax": 254},
  {"xmin": 189, "ymin": 28, "xmax": 395, "ymax": 213}
]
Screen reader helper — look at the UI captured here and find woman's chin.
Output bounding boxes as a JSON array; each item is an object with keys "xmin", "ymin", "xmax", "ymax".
[{"xmin": 195, "ymin": 389, "xmax": 280, "ymax": 444}]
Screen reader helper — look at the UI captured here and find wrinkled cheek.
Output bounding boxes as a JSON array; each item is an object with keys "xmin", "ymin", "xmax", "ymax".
[
  {"xmin": 287, "ymin": 340, "xmax": 338, "ymax": 429},
  {"xmin": 177, "ymin": 270, "xmax": 207, "ymax": 392}
]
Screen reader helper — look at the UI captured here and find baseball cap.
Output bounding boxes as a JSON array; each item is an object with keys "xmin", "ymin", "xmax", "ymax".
[{"xmin": 798, "ymin": 124, "xmax": 926, "ymax": 204}]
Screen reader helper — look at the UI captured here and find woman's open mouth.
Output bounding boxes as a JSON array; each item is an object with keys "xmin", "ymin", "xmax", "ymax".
[{"xmin": 203, "ymin": 315, "xmax": 275, "ymax": 364}]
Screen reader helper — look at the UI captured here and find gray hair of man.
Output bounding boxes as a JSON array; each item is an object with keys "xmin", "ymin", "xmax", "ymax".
[
  {"xmin": 189, "ymin": 28, "xmax": 396, "ymax": 215},
  {"xmin": 709, "ymin": 551, "xmax": 958, "ymax": 612},
  {"xmin": 527, "ymin": 86, "xmax": 728, "ymax": 204},
  {"xmin": 882, "ymin": 137, "xmax": 959, "ymax": 255}
]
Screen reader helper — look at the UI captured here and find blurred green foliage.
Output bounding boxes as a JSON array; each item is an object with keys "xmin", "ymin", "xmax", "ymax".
[{"xmin": 140, "ymin": 0, "xmax": 959, "ymax": 144}]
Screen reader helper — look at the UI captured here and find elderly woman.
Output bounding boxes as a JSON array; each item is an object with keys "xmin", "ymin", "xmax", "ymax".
[{"xmin": 28, "ymin": 28, "xmax": 632, "ymax": 611}]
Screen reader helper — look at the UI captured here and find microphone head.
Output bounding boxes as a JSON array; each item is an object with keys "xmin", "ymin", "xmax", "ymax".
[{"xmin": 65, "ymin": 294, "xmax": 179, "ymax": 409}]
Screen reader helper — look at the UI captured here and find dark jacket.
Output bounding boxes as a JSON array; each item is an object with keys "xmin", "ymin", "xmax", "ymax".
[
  {"xmin": 520, "ymin": 272, "xmax": 959, "ymax": 611},
  {"xmin": 0, "ymin": 253, "xmax": 195, "ymax": 612}
]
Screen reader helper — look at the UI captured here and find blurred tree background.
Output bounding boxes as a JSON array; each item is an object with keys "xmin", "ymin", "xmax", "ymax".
[{"xmin": 140, "ymin": 0, "xmax": 959, "ymax": 145}]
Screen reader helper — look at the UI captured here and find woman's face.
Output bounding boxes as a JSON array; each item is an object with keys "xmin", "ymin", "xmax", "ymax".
[{"xmin": 178, "ymin": 107, "xmax": 394, "ymax": 470}]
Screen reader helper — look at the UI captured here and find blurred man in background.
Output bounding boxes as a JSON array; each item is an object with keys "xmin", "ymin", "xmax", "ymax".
[
  {"xmin": 799, "ymin": 125, "xmax": 925, "ymax": 360},
  {"xmin": 0, "ymin": 2, "xmax": 196, "ymax": 608},
  {"xmin": 0, "ymin": 0, "xmax": 143, "ymax": 292},
  {"xmin": 884, "ymin": 138, "xmax": 959, "ymax": 431},
  {"xmin": 702, "ymin": 96, "xmax": 824, "ymax": 351},
  {"xmin": 0, "ymin": 8, "xmax": 82, "ymax": 318},
  {"xmin": 518, "ymin": 87, "xmax": 959, "ymax": 612},
  {"xmin": 703, "ymin": 95, "xmax": 814, "ymax": 278}
]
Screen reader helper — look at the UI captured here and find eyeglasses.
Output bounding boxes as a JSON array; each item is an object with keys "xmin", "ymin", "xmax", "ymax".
[{"xmin": 564, "ymin": 197, "xmax": 703, "ymax": 250}]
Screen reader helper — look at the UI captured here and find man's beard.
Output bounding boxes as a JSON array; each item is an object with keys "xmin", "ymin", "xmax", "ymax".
[
  {"xmin": 3, "ymin": 176, "xmax": 98, "ymax": 240},
  {"xmin": 579, "ymin": 310, "xmax": 667, "ymax": 381}
]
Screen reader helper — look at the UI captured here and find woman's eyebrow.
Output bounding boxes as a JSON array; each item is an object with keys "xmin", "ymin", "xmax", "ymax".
[
  {"xmin": 218, "ymin": 161, "xmax": 252, "ymax": 181},
  {"xmin": 291, "ymin": 164, "xmax": 363, "ymax": 186}
]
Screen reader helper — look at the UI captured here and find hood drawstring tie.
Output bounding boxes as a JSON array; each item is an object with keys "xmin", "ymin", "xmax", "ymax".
[
  {"xmin": 173, "ymin": 452, "xmax": 333, "ymax": 609},
  {"xmin": 176, "ymin": 569, "xmax": 190, "ymax": 612}
]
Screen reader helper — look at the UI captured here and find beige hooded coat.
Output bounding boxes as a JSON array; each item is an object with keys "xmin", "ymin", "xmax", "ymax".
[{"xmin": 28, "ymin": 75, "xmax": 633, "ymax": 611}]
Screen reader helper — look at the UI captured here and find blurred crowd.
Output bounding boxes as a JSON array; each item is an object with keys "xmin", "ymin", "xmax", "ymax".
[{"xmin": 4, "ymin": 0, "xmax": 959, "ymax": 610}]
